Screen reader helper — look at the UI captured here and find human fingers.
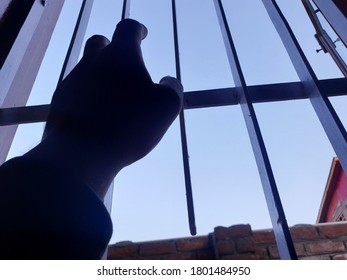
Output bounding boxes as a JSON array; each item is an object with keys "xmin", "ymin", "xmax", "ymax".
[
  {"xmin": 159, "ymin": 76, "xmax": 184, "ymax": 106},
  {"xmin": 83, "ymin": 35, "xmax": 110, "ymax": 57},
  {"xmin": 159, "ymin": 76, "xmax": 184, "ymax": 94},
  {"xmin": 111, "ymin": 18, "xmax": 148, "ymax": 44}
]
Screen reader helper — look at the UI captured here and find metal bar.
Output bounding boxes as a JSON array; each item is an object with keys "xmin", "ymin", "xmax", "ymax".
[
  {"xmin": 171, "ymin": 0, "xmax": 196, "ymax": 236},
  {"xmin": 313, "ymin": 0, "xmax": 347, "ymax": 47},
  {"xmin": 214, "ymin": 0, "xmax": 297, "ymax": 259},
  {"xmin": 121, "ymin": 0, "xmax": 130, "ymax": 20},
  {"xmin": 103, "ymin": 0, "xmax": 131, "ymax": 259},
  {"xmin": 302, "ymin": 0, "xmax": 347, "ymax": 77},
  {"xmin": 262, "ymin": 0, "xmax": 347, "ymax": 199},
  {"xmin": 184, "ymin": 78, "xmax": 347, "ymax": 109},
  {"xmin": 1, "ymin": 77, "xmax": 346, "ymax": 126},
  {"xmin": 0, "ymin": 0, "xmax": 36, "ymax": 68},
  {"xmin": 104, "ymin": 0, "xmax": 131, "ymax": 212},
  {"xmin": 0, "ymin": 1, "xmax": 44, "ymax": 104},
  {"xmin": 0, "ymin": 104, "xmax": 50, "ymax": 126},
  {"xmin": 103, "ymin": 0, "xmax": 131, "ymax": 217},
  {"xmin": 0, "ymin": 0, "xmax": 65, "ymax": 163},
  {"xmin": 0, "ymin": 0, "xmax": 12, "ymax": 19},
  {"xmin": 57, "ymin": 0, "xmax": 94, "ymax": 84}
]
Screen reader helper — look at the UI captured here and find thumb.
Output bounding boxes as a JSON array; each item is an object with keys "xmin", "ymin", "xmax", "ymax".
[{"xmin": 112, "ymin": 18, "xmax": 148, "ymax": 44}]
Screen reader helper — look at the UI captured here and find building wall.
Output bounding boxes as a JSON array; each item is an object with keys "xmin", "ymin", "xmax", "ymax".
[
  {"xmin": 327, "ymin": 168, "xmax": 347, "ymax": 221},
  {"xmin": 108, "ymin": 222, "xmax": 347, "ymax": 260}
]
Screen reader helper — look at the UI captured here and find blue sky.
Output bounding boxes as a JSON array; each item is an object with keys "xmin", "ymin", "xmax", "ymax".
[{"xmin": 7, "ymin": 0, "xmax": 347, "ymax": 244}]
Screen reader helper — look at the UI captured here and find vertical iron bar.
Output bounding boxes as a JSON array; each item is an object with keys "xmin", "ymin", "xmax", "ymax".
[
  {"xmin": 103, "ymin": 0, "xmax": 131, "ymax": 259},
  {"xmin": 313, "ymin": 0, "xmax": 347, "ymax": 46},
  {"xmin": 121, "ymin": 0, "xmax": 131, "ymax": 20},
  {"xmin": 213, "ymin": 0, "xmax": 297, "ymax": 259},
  {"xmin": 262, "ymin": 0, "xmax": 347, "ymax": 192},
  {"xmin": 57, "ymin": 0, "xmax": 94, "ymax": 85},
  {"xmin": 0, "ymin": 0, "xmax": 65, "ymax": 163},
  {"xmin": 104, "ymin": 0, "xmax": 131, "ymax": 216},
  {"xmin": 302, "ymin": 0, "xmax": 347, "ymax": 77},
  {"xmin": 171, "ymin": 0, "xmax": 196, "ymax": 236},
  {"xmin": 105, "ymin": 0, "xmax": 131, "ymax": 223}
]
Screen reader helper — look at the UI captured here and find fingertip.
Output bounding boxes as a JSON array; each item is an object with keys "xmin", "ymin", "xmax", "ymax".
[
  {"xmin": 83, "ymin": 35, "xmax": 110, "ymax": 56},
  {"xmin": 112, "ymin": 18, "xmax": 148, "ymax": 43},
  {"xmin": 159, "ymin": 76, "xmax": 184, "ymax": 94}
]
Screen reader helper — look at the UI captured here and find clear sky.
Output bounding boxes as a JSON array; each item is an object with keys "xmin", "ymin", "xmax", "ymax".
[{"xmin": 7, "ymin": 0, "xmax": 347, "ymax": 244}]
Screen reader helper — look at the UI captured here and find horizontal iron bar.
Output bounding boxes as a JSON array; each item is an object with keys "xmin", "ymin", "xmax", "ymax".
[
  {"xmin": 184, "ymin": 77, "xmax": 347, "ymax": 109},
  {"xmin": 0, "ymin": 78, "xmax": 346, "ymax": 126},
  {"xmin": 0, "ymin": 104, "xmax": 50, "ymax": 126}
]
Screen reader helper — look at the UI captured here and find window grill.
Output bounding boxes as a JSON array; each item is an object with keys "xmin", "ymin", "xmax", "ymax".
[
  {"xmin": 336, "ymin": 212, "xmax": 346, "ymax": 222},
  {"xmin": 1, "ymin": 0, "xmax": 347, "ymax": 260}
]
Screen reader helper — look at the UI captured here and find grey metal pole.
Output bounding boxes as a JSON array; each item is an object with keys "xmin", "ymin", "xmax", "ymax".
[
  {"xmin": 213, "ymin": 0, "xmax": 297, "ymax": 260},
  {"xmin": 262, "ymin": 0, "xmax": 347, "ymax": 191},
  {"xmin": 57, "ymin": 0, "xmax": 94, "ymax": 85},
  {"xmin": 171, "ymin": 0, "xmax": 197, "ymax": 236},
  {"xmin": 103, "ymin": 0, "xmax": 132, "ymax": 259},
  {"xmin": 313, "ymin": 0, "xmax": 347, "ymax": 46},
  {"xmin": 302, "ymin": 0, "xmax": 347, "ymax": 77},
  {"xmin": 0, "ymin": 0, "xmax": 65, "ymax": 163}
]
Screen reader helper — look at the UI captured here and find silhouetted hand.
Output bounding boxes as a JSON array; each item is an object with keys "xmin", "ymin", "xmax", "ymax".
[
  {"xmin": 43, "ymin": 19, "xmax": 183, "ymax": 168},
  {"xmin": 0, "ymin": 20, "xmax": 182, "ymax": 258}
]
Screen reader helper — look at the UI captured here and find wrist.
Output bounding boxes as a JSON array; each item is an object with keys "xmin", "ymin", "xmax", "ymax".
[{"xmin": 24, "ymin": 131, "xmax": 122, "ymax": 200}]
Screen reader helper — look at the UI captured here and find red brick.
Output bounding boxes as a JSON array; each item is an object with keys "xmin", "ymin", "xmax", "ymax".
[
  {"xmin": 236, "ymin": 237, "xmax": 255, "ymax": 253},
  {"xmin": 220, "ymin": 254, "xmax": 258, "ymax": 260},
  {"xmin": 216, "ymin": 240, "xmax": 235, "ymax": 256},
  {"xmin": 197, "ymin": 250, "xmax": 215, "ymax": 260},
  {"xmin": 162, "ymin": 252, "xmax": 196, "ymax": 260},
  {"xmin": 107, "ymin": 242, "xmax": 139, "ymax": 259},
  {"xmin": 176, "ymin": 236, "xmax": 209, "ymax": 252},
  {"xmin": 318, "ymin": 223, "xmax": 347, "ymax": 239},
  {"xmin": 332, "ymin": 254, "xmax": 347, "ymax": 260},
  {"xmin": 268, "ymin": 245, "xmax": 279, "ymax": 259},
  {"xmin": 139, "ymin": 240, "xmax": 177, "ymax": 256},
  {"xmin": 294, "ymin": 243, "xmax": 306, "ymax": 257},
  {"xmin": 214, "ymin": 224, "xmax": 252, "ymax": 240},
  {"xmin": 300, "ymin": 255, "xmax": 331, "ymax": 260},
  {"xmin": 253, "ymin": 230, "xmax": 275, "ymax": 244},
  {"xmin": 107, "ymin": 223, "xmax": 347, "ymax": 260},
  {"xmin": 263, "ymin": 243, "xmax": 304, "ymax": 259},
  {"xmin": 138, "ymin": 256, "xmax": 161, "ymax": 260},
  {"xmin": 290, "ymin": 224, "xmax": 318, "ymax": 240},
  {"xmin": 306, "ymin": 240, "xmax": 346, "ymax": 255},
  {"xmin": 255, "ymin": 247, "xmax": 269, "ymax": 259}
]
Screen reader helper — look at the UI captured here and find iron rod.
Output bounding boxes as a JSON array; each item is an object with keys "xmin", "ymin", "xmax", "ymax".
[
  {"xmin": 171, "ymin": 0, "xmax": 196, "ymax": 236},
  {"xmin": 302, "ymin": 0, "xmax": 347, "ymax": 77},
  {"xmin": 57, "ymin": 0, "xmax": 94, "ymax": 85},
  {"xmin": 121, "ymin": 0, "xmax": 130, "ymax": 20},
  {"xmin": 103, "ymin": 0, "xmax": 132, "ymax": 259},
  {"xmin": 103, "ymin": 0, "xmax": 131, "ymax": 218},
  {"xmin": 0, "ymin": 0, "xmax": 64, "ymax": 164},
  {"xmin": 214, "ymin": 0, "xmax": 297, "ymax": 259},
  {"xmin": 313, "ymin": 0, "xmax": 347, "ymax": 47},
  {"xmin": 1, "ymin": 78, "xmax": 346, "ymax": 126},
  {"xmin": 262, "ymin": 0, "xmax": 347, "ymax": 200}
]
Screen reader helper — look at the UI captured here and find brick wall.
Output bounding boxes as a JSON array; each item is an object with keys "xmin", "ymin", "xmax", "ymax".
[{"xmin": 107, "ymin": 222, "xmax": 347, "ymax": 260}]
